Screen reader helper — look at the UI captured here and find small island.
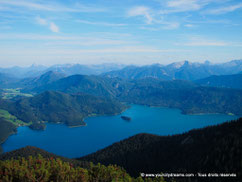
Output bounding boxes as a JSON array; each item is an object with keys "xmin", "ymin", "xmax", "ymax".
[{"xmin": 121, "ymin": 116, "xmax": 131, "ymax": 121}]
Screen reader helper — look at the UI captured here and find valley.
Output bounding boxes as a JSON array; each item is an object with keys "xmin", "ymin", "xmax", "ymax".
[{"xmin": 0, "ymin": 60, "xmax": 241, "ymax": 181}]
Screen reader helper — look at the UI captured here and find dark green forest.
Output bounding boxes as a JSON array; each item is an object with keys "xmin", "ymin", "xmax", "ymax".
[
  {"xmin": 118, "ymin": 84, "xmax": 242, "ymax": 115},
  {"xmin": 27, "ymin": 74, "xmax": 119, "ymax": 98},
  {"xmin": 81, "ymin": 117, "xmax": 242, "ymax": 182},
  {"xmin": 195, "ymin": 73, "xmax": 242, "ymax": 89},
  {"xmin": 0, "ymin": 147, "xmax": 165, "ymax": 182},
  {"xmin": 0, "ymin": 91, "xmax": 127, "ymax": 130},
  {"xmin": 22, "ymin": 75, "xmax": 242, "ymax": 115}
]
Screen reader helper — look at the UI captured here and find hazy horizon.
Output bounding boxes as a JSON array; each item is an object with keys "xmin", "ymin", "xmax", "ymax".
[
  {"xmin": 0, "ymin": 0, "xmax": 242, "ymax": 67},
  {"xmin": 0, "ymin": 59, "xmax": 241, "ymax": 69}
]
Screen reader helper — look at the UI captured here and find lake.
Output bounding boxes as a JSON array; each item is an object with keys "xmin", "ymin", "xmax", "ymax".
[{"xmin": 2, "ymin": 104, "xmax": 239, "ymax": 158}]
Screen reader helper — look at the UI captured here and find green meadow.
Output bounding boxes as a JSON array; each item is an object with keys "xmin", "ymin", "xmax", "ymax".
[
  {"xmin": 0, "ymin": 109, "xmax": 30, "ymax": 126},
  {"xmin": 1, "ymin": 88, "xmax": 33, "ymax": 100}
]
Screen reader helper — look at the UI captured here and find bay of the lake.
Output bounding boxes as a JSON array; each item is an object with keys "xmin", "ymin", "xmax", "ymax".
[{"xmin": 2, "ymin": 104, "xmax": 239, "ymax": 158}]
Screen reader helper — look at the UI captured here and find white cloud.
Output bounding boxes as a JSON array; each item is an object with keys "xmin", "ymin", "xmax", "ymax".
[
  {"xmin": 0, "ymin": 0, "xmax": 105, "ymax": 13},
  {"xmin": 44, "ymin": 39, "xmax": 137, "ymax": 47},
  {"xmin": 49, "ymin": 22, "xmax": 59, "ymax": 33},
  {"xmin": 159, "ymin": 0, "xmax": 208, "ymax": 14},
  {"xmin": 163, "ymin": 22, "xmax": 180, "ymax": 29},
  {"xmin": 204, "ymin": 3, "xmax": 242, "ymax": 14},
  {"xmin": 179, "ymin": 36, "xmax": 228, "ymax": 46},
  {"xmin": 127, "ymin": 6, "xmax": 153, "ymax": 24},
  {"xmin": 184, "ymin": 41, "xmax": 227, "ymax": 46},
  {"xmin": 35, "ymin": 17, "xmax": 59, "ymax": 33},
  {"xmin": 0, "ymin": 46, "xmax": 187, "ymax": 55},
  {"xmin": 127, "ymin": 6, "xmax": 180, "ymax": 29},
  {"xmin": 0, "ymin": 0, "xmax": 55, "ymax": 11},
  {"xmin": 0, "ymin": 33, "xmax": 137, "ymax": 47},
  {"xmin": 76, "ymin": 20, "xmax": 126, "ymax": 27},
  {"xmin": 36, "ymin": 17, "xmax": 47, "ymax": 25},
  {"xmin": 59, "ymin": 47, "xmax": 180, "ymax": 54},
  {"xmin": 184, "ymin": 24, "xmax": 195, "ymax": 27},
  {"xmin": 158, "ymin": 0, "xmax": 229, "ymax": 14},
  {"xmin": 167, "ymin": 0, "xmax": 201, "ymax": 10},
  {"xmin": 140, "ymin": 27, "xmax": 160, "ymax": 31},
  {"xmin": 0, "ymin": 33, "xmax": 131, "ymax": 41}
]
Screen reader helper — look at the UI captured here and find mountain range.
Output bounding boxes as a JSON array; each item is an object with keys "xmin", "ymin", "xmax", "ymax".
[
  {"xmin": 0, "ymin": 60, "xmax": 242, "ymax": 90},
  {"xmin": 25, "ymin": 74, "xmax": 118, "ymax": 98},
  {"xmin": 0, "ymin": 64, "xmax": 47, "ymax": 79},
  {"xmin": 1, "ymin": 72, "xmax": 242, "ymax": 116},
  {"xmin": 13, "ymin": 71, "xmax": 241, "ymax": 115},
  {"xmin": 0, "ymin": 63, "xmax": 125, "ymax": 79},
  {"xmin": 103, "ymin": 60, "xmax": 242, "ymax": 80},
  {"xmin": 0, "ymin": 60, "xmax": 242, "ymax": 81}
]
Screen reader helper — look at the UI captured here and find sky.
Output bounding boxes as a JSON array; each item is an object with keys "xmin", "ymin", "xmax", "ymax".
[{"xmin": 0, "ymin": 0, "xmax": 242, "ymax": 67}]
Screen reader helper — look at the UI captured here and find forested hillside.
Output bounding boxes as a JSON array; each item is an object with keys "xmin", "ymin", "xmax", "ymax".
[
  {"xmin": 23, "ymin": 74, "xmax": 242, "ymax": 115},
  {"xmin": 0, "ymin": 91, "xmax": 127, "ymax": 129},
  {"xmin": 81, "ymin": 117, "xmax": 242, "ymax": 181},
  {"xmin": 195, "ymin": 73, "xmax": 242, "ymax": 89},
  {"xmin": 0, "ymin": 147, "xmax": 165, "ymax": 182},
  {"xmin": 0, "ymin": 118, "xmax": 17, "ymax": 154},
  {"xmin": 27, "ymin": 75, "xmax": 119, "ymax": 98},
  {"xmin": 117, "ymin": 79, "xmax": 242, "ymax": 115}
]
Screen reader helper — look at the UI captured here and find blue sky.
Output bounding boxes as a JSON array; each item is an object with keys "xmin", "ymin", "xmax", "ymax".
[{"xmin": 0, "ymin": 0, "xmax": 242, "ymax": 67}]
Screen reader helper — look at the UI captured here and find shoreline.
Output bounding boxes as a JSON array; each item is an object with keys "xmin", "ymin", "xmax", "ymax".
[
  {"xmin": 1, "ymin": 104, "xmax": 239, "ymax": 154},
  {"xmin": 0, "ymin": 129, "xmax": 17, "ymax": 154},
  {"xmin": 143, "ymin": 104, "xmax": 239, "ymax": 117},
  {"xmin": 0, "ymin": 106, "xmax": 130, "ymax": 154},
  {"xmin": 68, "ymin": 123, "xmax": 87, "ymax": 128}
]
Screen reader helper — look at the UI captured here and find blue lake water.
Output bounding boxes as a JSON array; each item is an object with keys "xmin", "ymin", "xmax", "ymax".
[{"xmin": 2, "ymin": 104, "xmax": 239, "ymax": 158}]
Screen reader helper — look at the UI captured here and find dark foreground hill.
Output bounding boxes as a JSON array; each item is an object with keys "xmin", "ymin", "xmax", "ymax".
[
  {"xmin": 0, "ymin": 146, "xmax": 164, "ymax": 182},
  {"xmin": 80, "ymin": 117, "xmax": 242, "ymax": 181},
  {"xmin": 0, "ymin": 146, "xmax": 87, "ymax": 168}
]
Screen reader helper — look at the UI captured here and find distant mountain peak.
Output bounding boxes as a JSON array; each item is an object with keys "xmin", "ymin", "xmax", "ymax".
[{"xmin": 169, "ymin": 60, "xmax": 190, "ymax": 69}]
